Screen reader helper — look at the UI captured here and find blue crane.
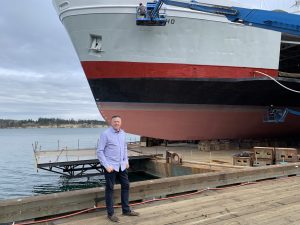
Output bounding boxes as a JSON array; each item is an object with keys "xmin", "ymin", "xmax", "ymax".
[
  {"xmin": 264, "ymin": 107, "xmax": 300, "ymax": 123},
  {"xmin": 136, "ymin": 0, "xmax": 300, "ymax": 123},
  {"xmin": 136, "ymin": 0, "xmax": 300, "ymax": 37}
]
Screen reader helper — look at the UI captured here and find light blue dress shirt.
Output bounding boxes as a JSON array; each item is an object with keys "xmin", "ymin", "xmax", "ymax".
[{"xmin": 97, "ymin": 126, "xmax": 129, "ymax": 172}]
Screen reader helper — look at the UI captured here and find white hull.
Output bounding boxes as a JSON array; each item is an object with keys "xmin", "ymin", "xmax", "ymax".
[
  {"xmin": 53, "ymin": 0, "xmax": 281, "ymax": 70},
  {"xmin": 50, "ymin": 0, "xmax": 300, "ymax": 141}
]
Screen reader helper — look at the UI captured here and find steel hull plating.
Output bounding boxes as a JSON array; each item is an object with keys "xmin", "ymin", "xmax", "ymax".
[
  {"xmin": 98, "ymin": 103, "xmax": 300, "ymax": 140},
  {"xmin": 91, "ymin": 77, "xmax": 300, "ymax": 140},
  {"xmin": 53, "ymin": 0, "xmax": 300, "ymax": 140},
  {"xmin": 88, "ymin": 77, "xmax": 300, "ymax": 106}
]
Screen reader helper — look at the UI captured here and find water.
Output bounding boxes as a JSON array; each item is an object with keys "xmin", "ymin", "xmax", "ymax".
[{"xmin": 0, "ymin": 128, "xmax": 141, "ymax": 200}]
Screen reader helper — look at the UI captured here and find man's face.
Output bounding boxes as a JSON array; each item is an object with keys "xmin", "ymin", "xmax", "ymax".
[{"xmin": 111, "ymin": 117, "xmax": 122, "ymax": 131}]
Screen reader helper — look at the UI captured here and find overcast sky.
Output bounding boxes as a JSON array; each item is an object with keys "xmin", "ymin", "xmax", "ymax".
[
  {"xmin": 0, "ymin": 1, "xmax": 298, "ymax": 120},
  {"xmin": 237, "ymin": 0, "xmax": 297, "ymax": 11},
  {"xmin": 0, "ymin": 0, "xmax": 100, "ymax": 120}
]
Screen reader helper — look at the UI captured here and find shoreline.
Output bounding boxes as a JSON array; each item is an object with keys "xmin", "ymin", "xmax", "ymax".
[{"xmin": 0, "ymin": 125, "xmax": 108, "ymax": 129}]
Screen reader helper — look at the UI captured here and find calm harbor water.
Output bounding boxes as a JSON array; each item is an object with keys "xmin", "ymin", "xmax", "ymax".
[{"xmin": 0, "ymin": 128, "xmax": 140, "ymax": 200}]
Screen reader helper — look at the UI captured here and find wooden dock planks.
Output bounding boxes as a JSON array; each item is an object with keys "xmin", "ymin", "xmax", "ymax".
[
  {"xmin": 53, "ymin": 176, "xmax": 300, "ymax": 225},
  {"xmin": 2, "ymin": 162, "xmax": 300, "ymax": 223}
]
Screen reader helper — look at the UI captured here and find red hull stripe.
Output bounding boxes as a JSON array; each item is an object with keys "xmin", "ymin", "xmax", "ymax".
[{"xmin": 81, "ymin": 61, "xmax": 278, "ymax": 79}]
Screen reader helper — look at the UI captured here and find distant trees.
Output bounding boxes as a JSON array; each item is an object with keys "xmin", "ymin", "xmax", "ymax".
[{"xmin": 0, "ymin": 118, "xmax": 107, "ymax": 128}]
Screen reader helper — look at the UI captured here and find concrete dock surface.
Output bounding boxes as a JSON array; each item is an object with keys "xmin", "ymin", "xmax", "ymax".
[
  {"xmin": 133, "ymin": 143, "xmax": 241, "ymax": 163},
  {"xmin": 36, "ymin": 142, "xmax": 295, "ymax": 167},
  {"xmin": 51, "ymin": 175, "xmax": 300, "ymax": 225}
]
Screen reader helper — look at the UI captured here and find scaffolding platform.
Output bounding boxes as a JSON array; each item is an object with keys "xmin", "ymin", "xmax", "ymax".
[{"xmin": 33, "ymin": 145, "xmax": 161, "ymax": 178}]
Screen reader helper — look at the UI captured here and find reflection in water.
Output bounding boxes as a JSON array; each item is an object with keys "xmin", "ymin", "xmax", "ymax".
[
  {"xmin": 32, "ymin": 172, "xmax": 158, "ymax": 195},
  {"xmin": 32, "ymin": 176, "xmax": 104, "ymax": 195}
]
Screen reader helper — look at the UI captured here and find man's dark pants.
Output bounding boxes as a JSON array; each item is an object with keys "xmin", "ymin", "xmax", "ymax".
[{"xmin": 104, "ymin": 169, "xmax": 130, "ymax": 216}]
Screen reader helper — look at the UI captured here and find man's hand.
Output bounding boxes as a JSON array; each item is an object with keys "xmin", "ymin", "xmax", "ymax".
[
  {"xmin": 126, "ymin": 163, "xmax": 129, "ymax": 169},
  {"xmin": 106, "ymin": 166, "xmax": 114, "ymax": 173}
]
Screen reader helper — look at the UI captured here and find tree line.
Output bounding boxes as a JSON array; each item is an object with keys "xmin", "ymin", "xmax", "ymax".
[{"xmin": 0, "ymin": 118, "xmax": 107, "ymax": 128}]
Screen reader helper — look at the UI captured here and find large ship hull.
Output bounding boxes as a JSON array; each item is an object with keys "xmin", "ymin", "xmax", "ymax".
[
  {"xmin": 99, "ymin": 102, "xmax": 300, "ymax": 140},
  {"xmin": 53, "ymin": 0, "xmax": 300, "ymax": 140}
]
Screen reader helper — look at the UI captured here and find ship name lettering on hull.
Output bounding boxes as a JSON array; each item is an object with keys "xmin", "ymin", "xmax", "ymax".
[{"xmin": 166, "ymin": 19, "xmax": 175, "ymax": 24}]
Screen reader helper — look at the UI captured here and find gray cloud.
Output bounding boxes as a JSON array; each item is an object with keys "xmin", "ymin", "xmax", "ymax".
[
  {"xmin": 0, "ymin": 0, "xmax": 79, "ymax": 72},
  {"xmin": 0, "ymin": 0, "xmax": 100, "ymax": 120},
  {"xmin": 0, "ymin": 67, "xmax": 99, "ymax": 120}
]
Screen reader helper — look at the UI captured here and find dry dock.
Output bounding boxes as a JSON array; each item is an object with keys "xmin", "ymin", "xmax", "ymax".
[
  {"xmin": 2, "ymin": 143, "xmax": 300, "ymax": 224},
  {"xmin": 2, "ymin": 161, "xmax": 300, "ymax": 224}
]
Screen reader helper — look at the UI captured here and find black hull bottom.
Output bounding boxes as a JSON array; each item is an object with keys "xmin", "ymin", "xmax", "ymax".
[{"xmin": 88, "ymin": 77, "xmax": 300, "ymax": 107}]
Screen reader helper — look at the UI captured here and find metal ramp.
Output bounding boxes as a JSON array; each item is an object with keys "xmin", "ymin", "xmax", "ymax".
[{"xmin": 33, "ymin": 144, "xmax": 161, "ymax": 178}]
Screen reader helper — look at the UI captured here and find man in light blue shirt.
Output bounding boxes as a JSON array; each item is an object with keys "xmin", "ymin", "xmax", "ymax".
[{"xmin": 97, "ymin": 115, "xmax": 139, "ymax": 222}]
